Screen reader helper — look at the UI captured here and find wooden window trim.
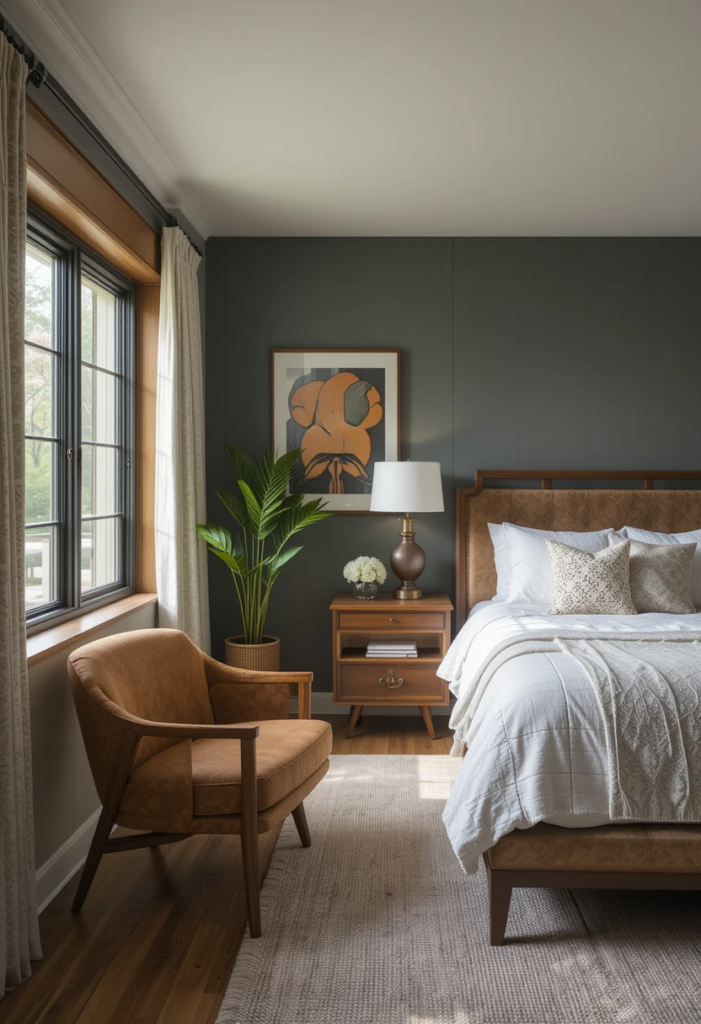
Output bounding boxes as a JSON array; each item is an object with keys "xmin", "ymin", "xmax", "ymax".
[
  {"xmin": 26, "ymin": 99, "xmax": 159, "ymax": 622},
  {"xmin": 26, "ymin": 99, "xmax": 160, "ymax": 284},
  {"xmin": 26, "ymin": 593, "xmax": 157, "ymax": 667}
]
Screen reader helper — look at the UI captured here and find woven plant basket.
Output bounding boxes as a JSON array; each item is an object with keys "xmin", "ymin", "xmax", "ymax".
[{"xmin": 224, "ymin": 636, "xmax": 281, "ymax": 672}]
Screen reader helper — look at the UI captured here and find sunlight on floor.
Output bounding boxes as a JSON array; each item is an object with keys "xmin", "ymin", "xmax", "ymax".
[{"xmin": 417, "ymin": 755, "xmax": 455, "ymax": 800}]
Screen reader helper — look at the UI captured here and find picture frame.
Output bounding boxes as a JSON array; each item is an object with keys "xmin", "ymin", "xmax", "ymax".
[{"xmin": 271, "ymin": 349, "xmax": 401, "ymax": 513}]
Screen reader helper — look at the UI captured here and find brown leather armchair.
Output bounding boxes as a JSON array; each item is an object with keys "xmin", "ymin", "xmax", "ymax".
[{"xmin": 67, "ymin": 628, "xmax": 332, "ymax": 937}]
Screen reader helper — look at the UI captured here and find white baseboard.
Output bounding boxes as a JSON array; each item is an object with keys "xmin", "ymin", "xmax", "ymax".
[
  {"xmin": 35, "ymin": 807, "xmax": 101, "ymax": 913},
  {"xmin": 291, "ymin": 693, "xmax": 453, "ymax": 717}
]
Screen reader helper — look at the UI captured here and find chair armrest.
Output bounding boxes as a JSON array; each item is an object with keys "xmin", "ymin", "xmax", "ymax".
[
  {"xmin": 202, "ymin": 655, "xmax": 313, "ymax": 719},
  {"xmin": 93, "ymin": 691, "xmax": 260, "ymax": 740}
]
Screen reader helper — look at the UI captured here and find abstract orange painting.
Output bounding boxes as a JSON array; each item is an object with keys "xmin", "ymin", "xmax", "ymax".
[{"xmin": 272, "ymin": 350, "xmax": 400, "ymax": 512}]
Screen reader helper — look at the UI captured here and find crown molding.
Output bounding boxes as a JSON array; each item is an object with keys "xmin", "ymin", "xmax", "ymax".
[{"xmin": 0, "ymin": 0, "xmax": 212, "ymax": 239}]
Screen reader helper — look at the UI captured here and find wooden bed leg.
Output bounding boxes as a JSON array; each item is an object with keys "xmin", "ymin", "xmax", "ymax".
[{"xmin": 485, "ymin": 857, "xmax": 512, "ymax": 946}]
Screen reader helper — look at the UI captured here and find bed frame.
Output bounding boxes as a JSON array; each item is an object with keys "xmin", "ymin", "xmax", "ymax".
[{"xmin": 455, "ymin": 469, "xmax": 701, "ymax": 945}]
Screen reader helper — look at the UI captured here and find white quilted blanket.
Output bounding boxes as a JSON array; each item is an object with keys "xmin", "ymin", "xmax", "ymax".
[{"xmin": 439, "ymin": 603, "xmax": 701, "ymax": 872}]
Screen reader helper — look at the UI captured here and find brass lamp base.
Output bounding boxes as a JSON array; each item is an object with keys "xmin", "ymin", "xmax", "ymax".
[{"xmin": 390, "ymin": 515, "xmax": 426, "ymax": 601}]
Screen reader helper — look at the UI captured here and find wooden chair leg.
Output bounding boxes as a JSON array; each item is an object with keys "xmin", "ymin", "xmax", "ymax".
[
  {"xmin": 72, "ymin": 807, "xmax": 113, "ymax": 912},
  {"xmin": 485, "ymin": 858, "xmax": 513, "ymax": 946},
  {"xmin": 240, "ymin": 736, "xmax": 261, "ymax": 938},
  {"xmin": 73, "ymin": 729, "xmax": 140, "ymax": 913},
  {"xmin": 292, "ymin": 802, "xmax": 311, "ymax": 847}
]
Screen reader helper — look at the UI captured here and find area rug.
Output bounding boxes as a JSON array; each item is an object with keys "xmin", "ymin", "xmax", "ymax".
[{"xmin": 217, "ymin": 755, "xmax": 701, "ymax": 1024}]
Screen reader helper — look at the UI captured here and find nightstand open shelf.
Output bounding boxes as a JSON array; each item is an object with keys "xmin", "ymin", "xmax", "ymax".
[
  {"xmin": 339, "ymin": 650, "xmax": 444, "ymax": 663},
  {"xmin": 330, "ymin": 592, "xmax": 453, "ymax": 739}
]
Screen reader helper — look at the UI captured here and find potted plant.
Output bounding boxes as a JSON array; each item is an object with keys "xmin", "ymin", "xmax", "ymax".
[{"xmin": 197, "ymin": 447, "xmax": 331, "ymax": 671}]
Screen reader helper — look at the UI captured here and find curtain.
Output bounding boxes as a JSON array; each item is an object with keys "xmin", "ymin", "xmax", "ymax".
[
  {"xmin": 0, "ymin": 34, "xmax": 42, "ymax": 997},
  {"xmin": 155, "ymin": 227, "xmax": 210, "ymax": 651}
]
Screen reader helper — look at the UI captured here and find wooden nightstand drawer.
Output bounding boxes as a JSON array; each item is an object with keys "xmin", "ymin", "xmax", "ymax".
[
  {"xmin": 337, "ymin": 610, "xmax": 445, "ymax": 631},
  {"xmin": 337, "ymin": 663, "xmax": 446, "ymax": 703}
]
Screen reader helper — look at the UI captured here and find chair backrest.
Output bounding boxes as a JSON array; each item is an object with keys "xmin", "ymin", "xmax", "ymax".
[{"xmin": 68, "ymin": 629, "xmax": 213, "ymax": 803}]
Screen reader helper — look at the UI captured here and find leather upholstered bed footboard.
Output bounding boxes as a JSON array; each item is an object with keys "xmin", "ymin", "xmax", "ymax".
[{"xmin": 484, "ymin": 823, "xmax": 701, "ymax": 945}]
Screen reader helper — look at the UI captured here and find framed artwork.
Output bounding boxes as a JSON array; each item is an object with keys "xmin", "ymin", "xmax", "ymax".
[{"xmin": 271, "ymin": 349, "xmax": 401, "ymax": 513}]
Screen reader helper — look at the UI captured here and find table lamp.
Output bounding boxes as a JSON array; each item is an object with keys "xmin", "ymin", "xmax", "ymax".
[{"xmin": 370, "ymin": 461, "xmax": 444, "ymax": 600}]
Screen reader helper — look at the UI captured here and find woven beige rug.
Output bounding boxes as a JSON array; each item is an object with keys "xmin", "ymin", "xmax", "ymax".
[{"xmin": 217, "ymin": 755, "xmax": 701, "ymax": 1024}]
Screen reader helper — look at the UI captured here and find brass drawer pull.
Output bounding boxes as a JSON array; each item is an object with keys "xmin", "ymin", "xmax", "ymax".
[
  {"xmin": 388, "ymin": 617, "xmax": 397, "ymax": 622},
  {"xmin": 380, "ymin": 669, "xmax": 404, "ymax": 689}
]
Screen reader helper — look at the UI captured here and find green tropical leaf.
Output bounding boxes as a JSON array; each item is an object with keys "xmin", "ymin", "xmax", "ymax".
[
  {"xmin": 217, "ymin": 489, "xmax": 248, "ymax": 529},
  {"xmin": 238, "ymin": 480, "xmax": 264, "ymax": 537},
  {"xmin": 270, "ymin": 497, "xmax": 331, "ymax": 550},
  {"xmin": 225, "ymin": 446, "xmax": 257, "ymax": 490},
  {"xmin": 268, "ymin": 545, "xmax": 303, "ymax": 574},
  {"xmin": 196, "ymin": 524, "xmax": 248, "ymax": 576}
]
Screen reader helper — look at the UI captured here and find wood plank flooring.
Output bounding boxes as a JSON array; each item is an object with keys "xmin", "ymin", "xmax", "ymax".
[{"xmin": 0, "ymin": 715, "xmax": 452, "ymax": 1024}]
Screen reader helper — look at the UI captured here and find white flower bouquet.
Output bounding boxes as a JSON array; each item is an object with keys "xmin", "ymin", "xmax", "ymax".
[{"xmin": 343, "ymin": 556, "xmax": 388, "ymax": 585}]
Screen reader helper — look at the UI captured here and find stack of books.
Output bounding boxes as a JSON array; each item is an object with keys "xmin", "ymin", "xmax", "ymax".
[{"xmin": 365, "ymin": 641, "xmax": 418, "ymax": 659}]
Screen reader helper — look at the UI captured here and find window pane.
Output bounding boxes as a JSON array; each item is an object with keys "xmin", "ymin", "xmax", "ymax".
[
  {"xmin": 25, "ymin": 439, "xmax": 55, "ymax": 524},
  {"xmin": 25, "ymin": 345, "xmax": 55, "ymax": 436},
  {"xmin": 82, "ymin": 446, "xmax": 119, "ymax": 517},
  {"xmin": 81, "ymin": 278, "xmax": 116, "ymax": 370},
  {"xmin": 82, "ymin": 517, "xmax": 120, "ymax": 593},
  {"xmin": 25, "ymin": 244, "xmax": 54, "ymax": 349},
  {"xmin": 82, "ymin": 366, "xmax": 117, "ymax": 443},
  {"xmin": 25, "ymin": 525, "xmax": 57, "ymax": 610}
]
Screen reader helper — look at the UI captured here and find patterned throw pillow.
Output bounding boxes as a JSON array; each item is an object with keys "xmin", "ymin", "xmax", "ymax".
[
  {"xmin": 629, "ymin": 540, "xmax": 696, "ymax": 614},
  {"xmin": 546, "ymin": 539, "xmax": 637, "ymax": 615}
]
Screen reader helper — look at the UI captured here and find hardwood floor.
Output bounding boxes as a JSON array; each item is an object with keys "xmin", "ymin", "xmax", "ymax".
[{"xmin": 0, "ymin": 715, "xmax": 452, "ymax": 1024}]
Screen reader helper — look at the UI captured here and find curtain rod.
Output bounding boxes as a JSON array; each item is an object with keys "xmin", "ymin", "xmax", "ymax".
[{"xmin": 0, "ymin": 14, "xmax": 203, "ymax": 258}]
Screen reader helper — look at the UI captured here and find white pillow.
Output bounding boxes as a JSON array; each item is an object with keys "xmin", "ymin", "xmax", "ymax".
[
  {"xmin": 504, "ymin": 523, "xmax": 614, "ymax": 605},
  {"xmin": 487, "ymin": 523, "xmax": 511, "ymax": 601},
  {"xmin": 621, "ymin": 526, "xmax": 701, "ymax": 606}
]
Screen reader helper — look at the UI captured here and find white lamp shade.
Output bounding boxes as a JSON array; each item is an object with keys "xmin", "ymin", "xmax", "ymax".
[{"xmin": 370, "ymin": 462, "xmax": 444, "ymax": 513}]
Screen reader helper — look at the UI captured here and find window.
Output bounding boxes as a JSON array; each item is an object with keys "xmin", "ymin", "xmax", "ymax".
[{"xmin": 24, "ymin": 217, "xmax": 135, "ymax": 627}]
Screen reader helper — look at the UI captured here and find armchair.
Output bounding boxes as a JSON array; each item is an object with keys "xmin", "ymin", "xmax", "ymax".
[{"xmin": 67, "ymin": 628, "xmax": 332, "ymax": 937}]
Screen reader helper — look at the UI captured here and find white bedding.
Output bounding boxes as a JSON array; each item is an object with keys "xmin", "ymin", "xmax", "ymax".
[{"xmin": 439, "ymin": 602, "xmax": 701, "ymax": 872}]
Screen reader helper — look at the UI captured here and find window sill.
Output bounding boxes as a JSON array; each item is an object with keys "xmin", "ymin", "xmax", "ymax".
[{"xmin": 26, "ymin": 592, "xmax": 157, "ymax": 667}]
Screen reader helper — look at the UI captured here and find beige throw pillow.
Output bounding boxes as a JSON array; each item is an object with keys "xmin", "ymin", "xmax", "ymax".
[
  {"xmin": 547, "ymin": 539, "xmax": 637, "ymax": 616},
  {"xmin": 629, "ymin": 539, "xmax": 696, "ymax": 614}
]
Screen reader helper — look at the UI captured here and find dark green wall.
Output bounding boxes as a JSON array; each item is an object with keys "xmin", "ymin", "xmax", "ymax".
[{"xmin": 205, "ymin": 238, "xmax": 701, "ymax": 687}]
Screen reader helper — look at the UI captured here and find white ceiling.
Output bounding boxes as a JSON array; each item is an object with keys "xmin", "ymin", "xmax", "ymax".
[{"xmin": 5, "ymin": 0, "xmax": 701, "ymax": 238}]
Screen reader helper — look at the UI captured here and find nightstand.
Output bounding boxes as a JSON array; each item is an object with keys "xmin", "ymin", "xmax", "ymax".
[{"xmin": 330, "ymin": 593, "xmax": 453, "ymax": 739}]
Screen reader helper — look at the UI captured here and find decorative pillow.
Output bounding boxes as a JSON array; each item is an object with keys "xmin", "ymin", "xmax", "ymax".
[
  {"xmin": 487, "ymin": 523, "xmax": 510, "ymax": 601},
  {"xmin": 628, "ymin": 540, "xmax": 696, "ymax": 614},
  {"xmin": 547, "ymin": 539, "xmax": 637, "ymax": 615},
  {"xmin": 622, "ymin": 527, "xmax": 701, "ymax": 607},
  {"xmin": 504, "ymin": 524, "xmax": 614, "ymax": 605}
]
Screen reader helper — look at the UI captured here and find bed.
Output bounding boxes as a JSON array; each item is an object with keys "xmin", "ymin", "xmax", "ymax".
[{"xmin": 441, "ymin": 469, "xmax": 701, "ymax": 944}]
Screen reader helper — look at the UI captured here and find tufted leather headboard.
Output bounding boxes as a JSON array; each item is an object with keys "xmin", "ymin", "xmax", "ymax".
[{"xmin": 455, "ymin": 470, "xmax": 701, "ymax": 630}]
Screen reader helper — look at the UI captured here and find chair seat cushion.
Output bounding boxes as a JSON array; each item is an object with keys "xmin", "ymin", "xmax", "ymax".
[{"xmin": 124, "ymin": 719, "xmax": 332, "ymax": 818}]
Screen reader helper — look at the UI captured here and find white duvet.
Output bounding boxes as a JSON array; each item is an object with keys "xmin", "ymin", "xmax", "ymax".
[{"xmin": 439, "ymin": 602, "xmax": 701, "ymax": 872}]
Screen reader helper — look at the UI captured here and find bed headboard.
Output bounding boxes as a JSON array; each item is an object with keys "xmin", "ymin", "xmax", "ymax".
[{"xmin": 455, "ymin": 470, "xmax": 701, "ymax": 630}]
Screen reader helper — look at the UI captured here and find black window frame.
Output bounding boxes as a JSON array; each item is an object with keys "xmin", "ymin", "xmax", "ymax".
[{"xmin": 25, "ymin": 207, "xmax": 136, "ymax": 632}]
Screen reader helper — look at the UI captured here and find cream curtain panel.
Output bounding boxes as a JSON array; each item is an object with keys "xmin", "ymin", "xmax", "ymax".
[
  {"xmin": 0, "ymin": 35, "xmax": 42, "ymax": 996},
  {"xmin": 155, "ymin": 227, "xmax": 210, "ymax": 651}
]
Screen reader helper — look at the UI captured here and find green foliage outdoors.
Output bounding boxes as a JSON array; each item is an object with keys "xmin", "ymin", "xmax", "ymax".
[
  {"xmin": 24, "ymin": 257, "xmax": 53, "ymax": 524},
  {"xmin": 197, "ymin": 448, "xmax": 331, "ymax": 645},
  {"xmin": 24, "ymin": 254, "xmax": 99, "ymax": 526}
]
